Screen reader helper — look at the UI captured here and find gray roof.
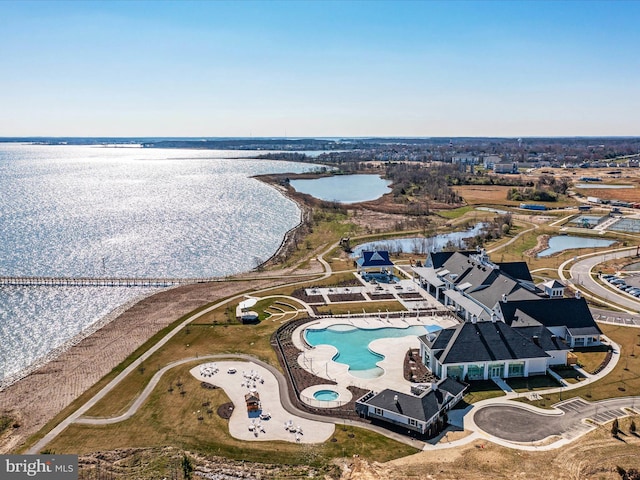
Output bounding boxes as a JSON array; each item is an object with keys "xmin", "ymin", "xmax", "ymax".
[
  {"xmin": 413, "ymin": 267, "xmax": 445, "ymax": 287},
  {"xmin": 443, "ymin": 289, "xmax": 488, "ymax": 318},
  {"xmin": 363, "ymin": 379, "xmax": 467, "ymax": 422},
  {"xmin": 423, "ymin": 321, "xmax": 550, "ymax": 364},
  {"xmin": 512, "ymin": 325, "xmax": 571, "ymax": 352},
  {"xmin": 497, "ymin": 262, "xmax": 533, "ymax": 282},
  {"xmin": 434, "ymin": 252, "xmax": 541, "ymax": 311},
  {"xmin": 499, "ymin": 298, "xmax": 602, "ymax": 337}
]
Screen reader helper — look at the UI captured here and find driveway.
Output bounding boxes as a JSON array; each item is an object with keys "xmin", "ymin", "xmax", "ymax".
[{"xmin": 473, "ymin": 397, "xmax": 638, "ymax": 443}]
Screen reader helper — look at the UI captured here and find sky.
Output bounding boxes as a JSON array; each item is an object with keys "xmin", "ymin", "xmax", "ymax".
[{"xmin": 1, "ymin": 0, "xmax": 639, "ymax": 138}]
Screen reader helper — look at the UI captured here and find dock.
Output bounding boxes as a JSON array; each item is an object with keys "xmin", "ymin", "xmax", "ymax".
[{"xmin": 0, "ymin": 276, "xmax": 220, "ymax": 287}]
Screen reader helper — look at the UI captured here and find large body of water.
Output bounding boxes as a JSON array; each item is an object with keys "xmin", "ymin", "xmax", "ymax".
[{"xmin": 0, "ymin": 144, "xmax": 319, "ymax": 384}]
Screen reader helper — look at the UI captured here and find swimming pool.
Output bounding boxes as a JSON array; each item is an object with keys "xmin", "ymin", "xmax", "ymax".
[
  {"xmin": 313, "ymin": 389, "xmax": 340, "ymax": 401},
  {"xmin": 304, "ymin": 324, "xmax": 441, "ymax": 378}
]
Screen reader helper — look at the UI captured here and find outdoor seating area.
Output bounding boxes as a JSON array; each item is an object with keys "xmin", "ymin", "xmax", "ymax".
[
  {"xmin": 189, "ymin": 361, "xmax": 334, "ymax": 443},
  {"xmin": 199, "ymin": 363, "xmax": 219, "ymax": 377}
]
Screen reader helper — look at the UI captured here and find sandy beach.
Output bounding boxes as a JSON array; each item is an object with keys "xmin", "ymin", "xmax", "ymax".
[{"xmin": 0, "ymin": 273, "xmax": 315, "ymax": 453}]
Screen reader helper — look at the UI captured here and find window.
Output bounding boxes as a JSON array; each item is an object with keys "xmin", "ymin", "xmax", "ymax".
[
  {"xmin": 508, "ymin": 362, "xmax": 525, "ymax": 377},
  {"xmin": 467, "ymin": 364, "xmax": 484, "ymax": 380},
  {"xmin": 373, "ymin": 408, "xmax": 383, "ymax": 416}
]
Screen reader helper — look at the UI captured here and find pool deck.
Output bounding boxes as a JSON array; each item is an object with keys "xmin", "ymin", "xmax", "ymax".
[
  {"xmin": 189, "ymin": 361, "xmax": 334, "ymax": 443},
  {"xmin": 291, "ymin": 315, "xmax": 458, "ymax": 395}
]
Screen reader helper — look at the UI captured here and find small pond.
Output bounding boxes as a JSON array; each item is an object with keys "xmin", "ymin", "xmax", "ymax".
[
  {"xmin": 537, "ymin": 236, "xmax": 616, "ymax": 257},
  {"xmin": 476, "ymin": 207, "xmax": 508, "ymax": 214},
  {"xmin": 352, "ymin": 223, "xmax": 487, "ymax": 256},
  {"xmin": 289, "ymin": 174, "xmax": 392, "ymax": 203}
]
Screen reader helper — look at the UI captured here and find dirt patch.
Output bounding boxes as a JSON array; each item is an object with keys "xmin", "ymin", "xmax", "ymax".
[
  {"xmin": 524, "ymin": 234, "xmax": 550, "ymax": 257},
  {"xmin": 216, "ymin": 402, "xmax": 234, "ymax": 420}
]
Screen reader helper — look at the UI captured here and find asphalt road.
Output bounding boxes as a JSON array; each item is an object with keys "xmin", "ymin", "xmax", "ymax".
[
  {"xmin": 564, "ymin": 248, "xmax": 640, "ymax": 314},
  {"xmin": 474, "ymin": 397, "xmax": 639, "ymax": 443}
]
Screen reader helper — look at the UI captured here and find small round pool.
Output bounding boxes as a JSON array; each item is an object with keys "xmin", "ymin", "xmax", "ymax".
[{"xmin": 313, "ymin": 389, "xmax": 340, "ymax": 401}]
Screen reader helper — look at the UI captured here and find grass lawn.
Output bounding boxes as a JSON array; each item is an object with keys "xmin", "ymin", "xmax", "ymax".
[
  {"xmin": 518, "ymin": 324, "xmax": 640, "ymax": 408},
  {"xmin": 550, "ymin": 366, "xmax": 587, "ymax": 384},
  {"xmin": 46, "ymin": 364, "xmax": 419, "ymax": 464},
  {"xmin": 461, "ymin": 380, "xmax": 505, "ymax": 404},
  {"xmin": 313, "ymin": 300, "xmax": 406, "ymax": 315},
  {"xmin": 572, "ymin": 345, "xmax": 609, "ymax": 374},
  {"xmin": 507, "ymin": 375, "xmax": 562, "ymax": 392}
]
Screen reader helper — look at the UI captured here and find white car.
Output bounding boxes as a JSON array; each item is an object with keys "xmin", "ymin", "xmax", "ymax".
[{"xmin": 227, "ymin": 368, "xmax": 237, "ymax": 374}]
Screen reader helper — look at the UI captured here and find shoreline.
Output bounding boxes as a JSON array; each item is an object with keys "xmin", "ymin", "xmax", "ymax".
[
  {"xmin": 0, "ymin": 288, "xmax": 166, "ymax": 392},
  {"xmin": 0, "ymin": 176, "xmax": 318, "ymax": 453},
  {"xmin": 0, "ymin": 175, "xmax": 309, "ymax": 392},
  {"xmin": 524, "ymin": 234, "xmax": 551, "ymax": 258}
]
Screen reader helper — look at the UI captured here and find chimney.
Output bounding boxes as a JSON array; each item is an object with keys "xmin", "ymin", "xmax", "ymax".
[
  {"xmin": 393, "ymin": 394, "xmax": 399, "ymax": 404},
  {"xmin": 575, "ymin": 290, "xmax": 582, "ymax": 299},
  {"xmin": 471, "ymin": 314, "xmax": 477, "ymax": 324},
  {"xmin": 491, "ymin": 312, "xmax": 497, "ymax": 323},
  {"xmin": 502, "ymin": 294, "xmax": 507, "ymax": 303},
  {"xmin": 532, "ymin": 335, "xmax": 540, "ymax": 346}
]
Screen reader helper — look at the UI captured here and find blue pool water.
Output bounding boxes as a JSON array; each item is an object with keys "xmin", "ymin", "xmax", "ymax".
[
  {"xmin": 305, "ymin": 324, "xmax": 441, "ymax": 378},
  {"xmin": 313, "ymin": 389, "xmax": 340, "ymax": 401}
]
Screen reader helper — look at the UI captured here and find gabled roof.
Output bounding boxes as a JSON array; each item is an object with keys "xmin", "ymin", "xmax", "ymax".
[
  {"xmin": 499, "ymin": 298, "xmax": 602, "ymax": 336},
  {"xmin": 512, "ymin": 325, "xmax": 571, "ymax": 352},
  {"xmin": 466, "ymin": 274, "xmax": 539, "ymax": 309},
  {"xmin": 427, "ymin": 250, "xmax": 475, "ymax": 269},
  {"xmin": 497, "ymin": 262, "xmax": 533, "ymax": 282},
  {"xmin": 356, "ymin": 250, "xmax": 394, "ymax": 268},
  {"xmin": 419, "ymin": 329, "xmax": 455, "ymax": 351},
  {"xmin": 363, "ymin": 379, "xmax": 467, "ymax": 422},
  {"xmin": 434, "ymin": 252, "xmax": 540, "ymax": 310},
  {"xmin": 412, "ymin": 267, "xmax": 445, "ymax": 287},
  {"xmin": 423, "ymin": 321, "xmax": 550, "ymax": 364},
  {"xmin": 541, "ymin": 279, "xmax": 565, "ymax": 289}
]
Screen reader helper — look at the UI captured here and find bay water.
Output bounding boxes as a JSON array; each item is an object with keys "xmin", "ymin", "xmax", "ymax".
[{"xmin": 0, "ymin": 144, "xmax": 318, "ymax": 384}]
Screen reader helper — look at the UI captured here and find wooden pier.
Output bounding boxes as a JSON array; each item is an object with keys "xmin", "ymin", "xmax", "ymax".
[{"xmin": 0, "ymin": 276, "xmax": 218, "ymax": 287}]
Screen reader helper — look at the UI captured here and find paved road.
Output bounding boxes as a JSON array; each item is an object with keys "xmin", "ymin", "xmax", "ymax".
[
  {"xmin": 562, "ymin": 247, "xmax": 640, "ymax": 314},
  {"xmin": 474, "ymin": 397, "xmax": 640, "ymax": 443},
  {"xmin": 591, "ymin": 307, "xmax": 640, "ymax": 327}
]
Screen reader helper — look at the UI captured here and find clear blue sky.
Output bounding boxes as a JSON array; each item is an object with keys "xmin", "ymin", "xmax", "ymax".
[{"xmin": 1, "ymin": 0, "xmax": 638, "ymax": 137}]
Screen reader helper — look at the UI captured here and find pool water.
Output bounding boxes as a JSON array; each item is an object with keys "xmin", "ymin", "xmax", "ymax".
[
  {"xmin": 313, "ymin": 389, "xmax": 340, "ymax": 401},
  {"xmin": 304, "ymin": 324, "xmax": 440, "ymax": 378}
]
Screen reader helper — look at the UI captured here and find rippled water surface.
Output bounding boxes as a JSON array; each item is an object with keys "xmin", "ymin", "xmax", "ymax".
[{"xmin": 0, "ymin": 144, "xmax": 317, "ymax": 382}]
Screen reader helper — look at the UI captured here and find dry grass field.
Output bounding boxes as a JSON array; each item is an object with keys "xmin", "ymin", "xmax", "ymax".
[
  {"xmin": 452, "ymin": 185, "xmax": 519, "ymax": 206},
  {"xmin": 386, "ymin": 415, "xmax": 640, "ymax": 480}
]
